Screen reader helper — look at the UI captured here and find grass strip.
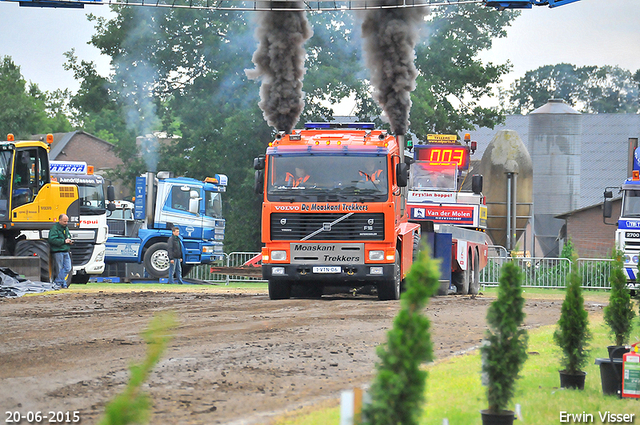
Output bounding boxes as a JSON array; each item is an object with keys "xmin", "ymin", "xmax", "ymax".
[{"xmin": 272, "ymin": 314, "xmax": 640, "ymax": 425}]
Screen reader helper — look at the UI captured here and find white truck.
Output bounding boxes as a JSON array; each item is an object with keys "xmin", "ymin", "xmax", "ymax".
[{"xmin": 50, "ymin": 161, "xmax": 112, "ymax": 283}]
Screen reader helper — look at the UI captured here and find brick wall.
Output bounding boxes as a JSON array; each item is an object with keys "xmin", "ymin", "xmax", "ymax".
[{"xmin": 564, "ymin": 199, "xmax": 621, "ymax": 258}]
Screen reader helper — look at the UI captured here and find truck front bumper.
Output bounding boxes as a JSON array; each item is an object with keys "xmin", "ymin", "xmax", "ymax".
[{"xmin": 262, "ymin": 263, "xmax": 394, "ymax": 285}]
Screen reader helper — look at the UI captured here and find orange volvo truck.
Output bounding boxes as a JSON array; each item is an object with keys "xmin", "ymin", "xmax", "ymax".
[{"xmin": 254, "ymin": 123, "xmax": 420, "ymax": 300}]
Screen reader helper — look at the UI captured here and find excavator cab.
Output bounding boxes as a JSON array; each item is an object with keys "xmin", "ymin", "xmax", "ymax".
[{"xmin": 0, "ymin": 134, "xmax": 80, "ymax": 281}]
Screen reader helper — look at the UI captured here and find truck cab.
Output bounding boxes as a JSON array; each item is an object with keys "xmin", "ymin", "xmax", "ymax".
[
  {"xmin": 50, "ymin": 161, "xmax": 111, "ymax": 283},
  {"xmin": 104, "ymin": 172, "xmax": 227, "ymax": 280},
  {"xmin": 256, "ymin": 123, "xmax": 419, "ymax": 301},
  {"xmin": 604, "ymin": 153, "xmax": 640, "ymax": 294},
  {"xmin": 407, "ymin": 134, "xmax": 488, "ymax": 295}
]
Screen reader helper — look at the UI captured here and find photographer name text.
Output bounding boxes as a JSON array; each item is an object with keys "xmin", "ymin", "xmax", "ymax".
[{"xmin": 560, "ymin": 411, "xmax": 635, "ymax": 423}]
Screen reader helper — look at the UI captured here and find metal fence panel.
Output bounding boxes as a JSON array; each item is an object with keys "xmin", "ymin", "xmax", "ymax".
[
  {"xmin": 187, "ymin": 253, "xmax": 229, "ymax": 284},
  {"xmin": 577, "ymin": 258, "xmax": 614, "ymax": 289},
  {"xmin": 480, "ymin": 257, "xmax": 613, "ymax": 290},
  {"xmin": 186, "ymin": 252, "xmax": 266, "ymax": 285}
]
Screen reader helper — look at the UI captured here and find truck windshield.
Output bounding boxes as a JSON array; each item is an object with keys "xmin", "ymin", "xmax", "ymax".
[
  {"xmin": 0, "ymin": 150, "xmax": 12, "ymax": 220},
  {"xmin": 622, "ymin": 189, "xmax": 640, "ymax": 217},
  {"xmin": 205, "ymin": 191, "xmax": 222, "ymax": 218},
  {"xmin": 410, "ymin": 161, "xmax": 457, "ymax": 191},
  {"xmin": 78, "ymin": 183, "xmax": 106, "ymax": 215},
  {"xmin": 267, "ymin": 154, "xmax": 388, "ymax": 202}
]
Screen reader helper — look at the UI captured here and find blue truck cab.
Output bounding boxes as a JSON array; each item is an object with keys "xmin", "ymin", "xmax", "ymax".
[{"xmin": 105, "ymin": 171, "xmax": 227, "ymax": 279}]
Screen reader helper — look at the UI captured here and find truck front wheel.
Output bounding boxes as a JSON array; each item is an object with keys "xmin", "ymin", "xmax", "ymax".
[
  {"xmin": 143, "ymin": 242, "xmax": 170, "ymax": 279},
  {"xmin": 269, "ymin": 279, "xmax": 291, "ymax": 300},
  {"xmin": 378, "ymin": 250, "xmax": 401, "ymax": 301}
]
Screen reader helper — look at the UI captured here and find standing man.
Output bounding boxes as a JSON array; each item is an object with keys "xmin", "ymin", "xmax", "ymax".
[
  {"xmin": 167, "ymin": 226, "xmax": 185, "ymax": 284},
  {"xmin": 48, "ymin": 213, "xmax": 73, "ymax": 289}
]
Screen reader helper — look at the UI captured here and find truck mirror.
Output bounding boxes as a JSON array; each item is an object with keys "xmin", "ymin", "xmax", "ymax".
[
  {"xmin": 604, "ymin": 190, "xmax": 613, "ymax": 199},
  {"xmin": 254, "ymin": 156, "xmax": 265, "ymax": 170},
  {"xmin": 107, "ymin": 185, "xmax": 115, "ymax": 202},
  {"xmin": 189, "ymin": 198, "xmax": 199, "ymax": 214},
  {"xmin": 190, "ymin": 190, "xmax": 200, "ymax": 199},
  {"xmin": 603, "ymin": 199, "xmax": 612, "ymax": 219},
  {"xmin": 254, "ymin": 170, "xmax": 264, "ymax": 195},
  {"xmin": 107, "ymin": 202, "xmax": 116, "ymax": 212},
  {"xmin": 396, "ymin": 163, "xmax": 408, "ymax": 187},
  {"xmin": 472, "ymin": 175, "xmax": 483, "ymax": 194}
]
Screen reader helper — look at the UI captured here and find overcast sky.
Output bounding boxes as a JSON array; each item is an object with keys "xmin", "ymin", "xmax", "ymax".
[{"xmin": 0, "ymin": 0, "xmax": 638, "ymax": 99}]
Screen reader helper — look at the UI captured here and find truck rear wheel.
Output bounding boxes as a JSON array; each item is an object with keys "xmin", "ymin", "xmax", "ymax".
[
  {"xmin": 378, "ymin": 250, "xmax": 401, "ymax": 301},
  {"xmin": 469, "ymin": 252, "xmax": 480, "ymax": 295},
  {"xmin": 143, "ymin": 242, "xmax": 170, "ymax": 279},
  {"xmin": 15, "ymin": 240, "xmax": 51, "ymax": 283},
  {"xmin": 453, "ymin": 266, "xmax": 470, "ymax": 295},
  {"xmin": 269, "ymin": 279, "xmax": 291, "ymax": 300}
]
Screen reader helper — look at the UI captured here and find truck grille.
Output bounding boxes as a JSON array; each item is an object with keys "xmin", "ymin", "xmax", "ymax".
[
  {"xmin": 70, "ymin": 242, "xmax": 93, "ymax": 266},
  {"xmin": 270, "ymin": 213, "xmax": 384, "ymax": 241}
]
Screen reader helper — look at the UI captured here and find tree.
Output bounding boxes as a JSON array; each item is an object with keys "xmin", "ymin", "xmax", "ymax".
[
  {"xmin": 604, "ymin": 250, "xmax": 636, "ymax": 347},
  {"xmin": 508, "ymin": 63, "xmax": 639, "ymax": 114},
  {"xmin": 362, "ymin": 248, "xmax": 440, "ymax": 425},
  {"xmin": 410, "ymin": 5, "xmax": 518, "ymax": 139},
  {"xmin": 0, "ymin": 56, "xmax": 72, "ymax": 138},
  {"xmin": 553, "ymin": 256, "xmax": 591, "ymax": 377},
  {"xmin": 481, "ymin": 261, "xmax": 528, "ymax": 414}
]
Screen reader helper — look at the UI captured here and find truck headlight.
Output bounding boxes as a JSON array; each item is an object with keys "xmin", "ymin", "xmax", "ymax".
[
  {"xmin": 272, "ymin": 267, "xmax": 285, "ymax": 275},
  {"xmin": 369, "ymin": 250, "xmax": 384, "ymax": 261},
  {"xmin": 625, "ymin": 254, "xmax": 632, "ymax": 264},
  {"xmin": 633, "ymin": 255, "xmax": 639, "ymax": 265},
  {"xmin": 271, "ymin": 250, "xmax": 287, "ymax": 261},
  {"xmin": 202, "ymin": 246, "xmax": 215, "ymax": 254}
]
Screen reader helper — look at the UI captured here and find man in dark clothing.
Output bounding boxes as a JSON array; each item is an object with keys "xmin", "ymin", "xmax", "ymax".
[
  {"xmin": 167, "ymin": 226, "xmax": 185, "ymax": 284},
  {"xmin": 48, "ymin": 213, "xmax": 73, "ymax": 289}
]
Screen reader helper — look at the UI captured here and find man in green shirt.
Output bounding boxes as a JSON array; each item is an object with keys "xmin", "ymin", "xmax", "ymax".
[{"xmin": 48, "ymin": 214, "xmax": 73, "ymax": 289}]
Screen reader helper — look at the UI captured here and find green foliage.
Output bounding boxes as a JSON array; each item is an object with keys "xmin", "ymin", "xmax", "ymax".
[
  {"xmin": 508, "ymin": 63, "xmax": 639, "ymax": 114},
  {"xmin": 411, "ymin": 5, "xmax": 518, "ymax": 138},
  {"xmin": 362, "ymin": 248, "xmax": 440, "ymax": 425},
  {"xmin": 481, "ymin": 261, "xmax": 528, "ymax": 413},
  {"xmin": 604, "ymin": 250, "xmax": 636, "ymax": 346},
  {"xmin": 99, "ymin": 312, "xmax": 177, "ymax": 425},
  {"xmin": 553, "ymin": 256, "xmax": 591, "ymax": 375},
  {"xmin": 0, "ymin": 56, "xmax": 72, "ymax": 138}
]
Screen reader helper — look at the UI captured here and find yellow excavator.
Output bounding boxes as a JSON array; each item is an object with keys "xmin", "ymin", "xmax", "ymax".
[{"xmin": 0, "ymin": 133, "xmax": 79, "ymax": 282}]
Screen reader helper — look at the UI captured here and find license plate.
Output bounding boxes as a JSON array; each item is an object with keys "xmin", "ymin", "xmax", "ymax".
[{"xmin": 313, "ymin": 266, "xmax": 341, "ymax": 274}]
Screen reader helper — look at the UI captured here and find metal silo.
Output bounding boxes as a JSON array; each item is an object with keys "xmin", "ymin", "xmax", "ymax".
[{"xmin": 528, "ymin": 98, "xmax": 582, "ymax": 257}]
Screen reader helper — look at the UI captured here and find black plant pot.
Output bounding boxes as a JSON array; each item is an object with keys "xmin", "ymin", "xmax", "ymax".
[
  {"xmin": 559, "ymin": 370, "xmax": 586, "ymax": 390},
  {"xmin": 481, "ymin": 409, "xmax": 515, "ymax": 425},
  {"xmin": 607, "ymin": 345, "xmax": 629, "ymax": 359},
  {"xmin": 595, "ymin": 357, "xmax": 623, "ymax": 397}
]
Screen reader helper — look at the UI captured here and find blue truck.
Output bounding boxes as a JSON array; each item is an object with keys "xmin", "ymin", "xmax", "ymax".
[
  {"xmin": 604, "ymin": 145, "xmax": 640, "ymax": 296},
  {"xmin": 104, "ymin": 171, "xmax": 227, "ymax": 280}
]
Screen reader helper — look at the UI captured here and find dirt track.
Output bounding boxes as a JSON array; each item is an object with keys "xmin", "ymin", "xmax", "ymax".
[{"xmin": 0, "ymin": 288, "xmax": 605, "ymax": 425}]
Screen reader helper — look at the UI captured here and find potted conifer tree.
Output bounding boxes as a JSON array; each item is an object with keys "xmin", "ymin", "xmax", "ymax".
[
  {"xmin": 553, "ymin": 256, "xmax": 591, "ymax": 390},
  {"xmin": 596, "ymin": 250, "xmax": 637, "ymax": 396},
  {"xmin": 480, "ymin": 261, "xmax": 528, "ymax": 425},
  {"xmin": 604, "ymin": 250, "xmax": 636, "ymax": 355},
  {"xmin": 362, "ymin": 248, "xmax": 440, "ymax": 425}
]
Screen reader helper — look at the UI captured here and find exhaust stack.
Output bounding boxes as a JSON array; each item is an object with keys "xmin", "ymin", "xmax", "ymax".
[{"xmin": 146, "ymin": 172, "xmax": 155, "ymax": 228}]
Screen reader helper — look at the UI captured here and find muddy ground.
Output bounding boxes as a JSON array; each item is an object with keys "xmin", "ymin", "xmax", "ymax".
[{"xmin": 0, "ymin": 287, "xmax": 606, "ymax": 425}]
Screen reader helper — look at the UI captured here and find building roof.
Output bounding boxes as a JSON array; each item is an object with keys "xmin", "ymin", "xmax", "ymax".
[
  {"xmin": 465, "ymin": 113, "xmax": 640, "ymax": 213},
  {"xmin": 31, "ymin": 131, "xmax": 116, "ymax": 160}
]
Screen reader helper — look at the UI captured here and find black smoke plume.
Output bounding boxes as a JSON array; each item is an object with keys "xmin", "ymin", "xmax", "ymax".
[
  {"xmin": 361, "ymin": 1, "xmax": 430, "ymax": 135},
  {"xmin": 246, "ymin": 1, "xmax": 313, "ymax": 134}
]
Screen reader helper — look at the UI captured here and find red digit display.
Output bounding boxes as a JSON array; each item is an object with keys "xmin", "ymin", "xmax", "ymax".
[{"xmin": 416, "ymin": 145, "xmax": 469, "ymax": 170}]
